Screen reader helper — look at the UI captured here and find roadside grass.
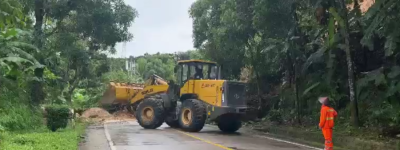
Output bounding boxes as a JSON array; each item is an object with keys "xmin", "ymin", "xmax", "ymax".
[{"xmin": 0, "ymin": 122, "xmax": 87, "ymax": 150}]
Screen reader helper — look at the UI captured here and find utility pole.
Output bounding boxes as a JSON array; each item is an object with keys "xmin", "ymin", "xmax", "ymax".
[
  {"xmin": 174, "ymin": 52, "xmax": 179, "ymax": 62},
  {"xmin": 122, "ymin": 42, "xmax": 132, "ymax": 79},
  {"xmin": 131, "ymin": 56, "xmax": 137, "ymax": 76}
]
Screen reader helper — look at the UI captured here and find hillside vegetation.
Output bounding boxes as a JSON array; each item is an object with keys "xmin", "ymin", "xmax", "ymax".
[{"xmin": 189, "ymin": 0, "xmax": 400, "ymax": 141}]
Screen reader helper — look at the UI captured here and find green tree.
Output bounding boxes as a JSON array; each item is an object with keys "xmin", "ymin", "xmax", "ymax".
[
  {"xmin": 135, "ymin": 54, "xmax": 175, "ymax": 81},
  {"xmin": 190, "ymin": 0, "xmax": 247, "ymax": 79},
  {"xmin": 29, "ymin": 0, "xmax": 138, "ymax": 105}
]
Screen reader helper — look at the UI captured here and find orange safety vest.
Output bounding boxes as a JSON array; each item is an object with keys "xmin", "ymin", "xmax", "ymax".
[{"xmin": 319, "ymin": 105, "xmax": 337, "ymax": 129}]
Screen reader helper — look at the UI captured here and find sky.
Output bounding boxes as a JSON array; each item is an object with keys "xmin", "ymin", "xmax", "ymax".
[{"xmin": 111, "ymin": 0, "xmax": 197, "ymax": 58}]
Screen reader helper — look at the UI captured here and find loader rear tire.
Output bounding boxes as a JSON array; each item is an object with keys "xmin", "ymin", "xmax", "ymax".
[
  {"xmin": 165, "ymin": 102, "xmax": 181, "ymax": 128},
  {"xmin": 217, "ymin": 114, "xmax": 242, "ymax": 133},
  {"xmin": 135, "ymin": 97, "xmax": 165, "ymax": 129},
  {"xmin": 179, "ymin": 99, "xmax": 206, "ymax": 132}
]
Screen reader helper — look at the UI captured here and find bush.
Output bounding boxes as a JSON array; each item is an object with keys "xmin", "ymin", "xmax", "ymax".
[
  {"xmin": 45, "ymin": 105, "xmax": 70, "ymax": 132},
  {"xmin": 0, "ymin": 103, "xmax": 43, "ymax": 132},
  {"xmin": 268, "ymin": 109, "xmax": 283, "ymax": 124},
  {"xmin": 0, "ymin": 124, "xmax": 5, "ymax": 132},
  {"xmin": 0, "ymin": 84, "xmax": 44, "ymax": 132}
]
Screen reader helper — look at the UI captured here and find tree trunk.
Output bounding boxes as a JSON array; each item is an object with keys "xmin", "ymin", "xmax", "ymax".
[
  {"xmin": 337, "ymin": 0, "xmax": 360, "ymax": 127},
  {"xmin": 249, "ymin": 47, "xmax": 261, "ymax": 96},
  {"xmin": 291, "ymin": 1, "xmax": 302, "ymax": 125},
  {"xmin": 246, "ymin": 41, "xmax": 263, "ymax": 118},
  {"xmin": 294, "ymin": 63, "xmax": 301, "ymax": 125},
  {"xmin": 286, "ymin": 48, "xmax": 300, "ymax": 124},
  {"xmin": 31, "ymin": 0, "xmax": 45, "ymax": 105},
  {"xmin": 344, "ymin": 28, "xmax": 359, "ymax": 127},
  {"xmin": 250, "ymin": 47, "xmax": 262, "ymax": 116},
  {"xmin": 66, "ymin": 87, "xmax": 75, "ymax": 105}
]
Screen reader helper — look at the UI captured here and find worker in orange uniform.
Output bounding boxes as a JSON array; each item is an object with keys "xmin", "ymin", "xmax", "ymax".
[{"xmin": 318, "ymin": 97, "xmax": 337, "ymax": 150}]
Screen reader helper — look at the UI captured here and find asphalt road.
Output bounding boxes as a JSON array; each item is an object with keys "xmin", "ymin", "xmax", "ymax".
[{"xmin": 79, "ymin": 120, "xmax": 319, "ymax": 150}]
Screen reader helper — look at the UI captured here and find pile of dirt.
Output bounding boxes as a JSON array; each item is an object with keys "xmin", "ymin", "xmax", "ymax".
[
  {"xmin": 81, "ymin": 107, "xmax": 113, "ymax": 119},
  {"xmin": 78, "ymin": 107, "xmax": 136, "ymax": 124},
  {"xmin": 113, "ymin": 111, "xmax": 135, "ymax": 118}
]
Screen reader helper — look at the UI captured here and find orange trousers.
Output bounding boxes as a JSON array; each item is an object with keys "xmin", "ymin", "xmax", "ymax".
[{"xmin": 322, "ymin": 128, "xmax": 333, "ymax": 150}]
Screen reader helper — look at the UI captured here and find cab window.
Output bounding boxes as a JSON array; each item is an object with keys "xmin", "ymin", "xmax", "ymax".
[
  {"xmin": 189, "ymin": 65, "xmax": 196, "ymax": 79},
  {"xmin": 188, "ymin": 63, "xmax": 219, "ymax": 80},
  {"xmin": 202, "ymin": 64, "xmax": 209, "ymax": 79},
  {"xmin": 182, "ymin": 64, "xmax": 188, "ymax": 83},
  {"xmin": 176, "ymin": 65, "xmax": 182, "ymax": 85},
  {"xmin": 209, "ymin": 65, "xmax": 218, "ymax": 79}
]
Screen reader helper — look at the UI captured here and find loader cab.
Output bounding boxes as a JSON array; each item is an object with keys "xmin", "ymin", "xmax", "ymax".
[{"xmin": 174, "ymin": 59, "xmax": 221, "ymax": 87}]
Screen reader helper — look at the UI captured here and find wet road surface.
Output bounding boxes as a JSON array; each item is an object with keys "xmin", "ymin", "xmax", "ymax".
[{"xmin": 79, "ymin": 120, "xmax": 318, "ymax": 150}]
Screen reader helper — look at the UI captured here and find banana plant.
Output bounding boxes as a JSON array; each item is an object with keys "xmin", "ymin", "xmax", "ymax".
[
  {"xmin": 0, "ymin": 28, "xmax": 44, "ymax": 81},
  {"xmin": 0, "ymin": 0, "xmax": 27, "ymax": 30}
]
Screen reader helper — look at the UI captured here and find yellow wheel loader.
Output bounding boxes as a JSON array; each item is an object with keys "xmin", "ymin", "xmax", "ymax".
[{"xmin": 134, "ymin": 59, "xmax": 248, "ymax": 133}]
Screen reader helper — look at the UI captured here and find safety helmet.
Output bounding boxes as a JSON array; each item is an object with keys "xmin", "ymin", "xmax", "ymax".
[{"xmin": 318, "ymin": 97, "xmax": 329, "ymax": 104}]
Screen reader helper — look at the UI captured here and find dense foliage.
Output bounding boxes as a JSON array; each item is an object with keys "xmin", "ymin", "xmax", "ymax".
[
  {"xmin": 0, "ymin": 0, "xmax": 204, "ymax": 132},
  {"xmin": 0, "ymin": 0, "xmax": 138, "ymax": 132},
  {"xmin": 190, "ymin": 0, "xmax": 400, "ymax": 138}
]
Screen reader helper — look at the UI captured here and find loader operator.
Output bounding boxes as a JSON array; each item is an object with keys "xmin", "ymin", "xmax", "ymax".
[
  {"xmin": 318, "ymin": 97, "xmax": 337, "ymax": 150},
  {"xmin": 194, "ymin": 64, "xmax": 203, "ymax": 79}
]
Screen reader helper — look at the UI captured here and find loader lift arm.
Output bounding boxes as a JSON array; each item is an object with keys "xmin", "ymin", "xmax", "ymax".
[
  {"xmin": 144, "ymin": 74, "xmax": 168, "ymax": 86},
  {"xmin": 127, "ymin": 74, "xmax": 170, "ymax": 114}
]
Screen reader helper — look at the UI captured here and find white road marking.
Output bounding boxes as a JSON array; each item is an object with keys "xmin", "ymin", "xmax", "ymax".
[
  {"xmin": 104, "ymin": 121, "xmax": 117, "ymax": 150},
  {"xmin": 253, "ymin": 135, "xmax": 323, "ymax": 150},
  {"xmin": 205, "ymin": 125, "xmax": 323, "ymax": 150}
]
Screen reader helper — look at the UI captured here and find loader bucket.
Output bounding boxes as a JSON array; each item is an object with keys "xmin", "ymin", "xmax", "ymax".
[{"xmin": 99, "ymin": 82, "xmax": 144, "ymax": 106}]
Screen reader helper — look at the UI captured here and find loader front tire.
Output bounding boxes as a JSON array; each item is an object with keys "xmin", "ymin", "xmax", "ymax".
[
  {"xmin": 179, "ymin": 99, "xmax": 206, "ymax": 132},
  {"xmin": 136, "ymin": 97, "xmax": 165, "ymax": 129}
]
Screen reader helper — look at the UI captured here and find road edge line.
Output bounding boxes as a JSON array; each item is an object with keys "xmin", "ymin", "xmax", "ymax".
[
  {"xmin": 103, "ymin": 121, "xmax": 117, "ymax": 150},
  {"xmin": 252, "ymin": 135, "xmax": 323, "ymax": 150},
  {"xmin": 205, "ymin": 124, "xmax": 323, "ymax": 150}
]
